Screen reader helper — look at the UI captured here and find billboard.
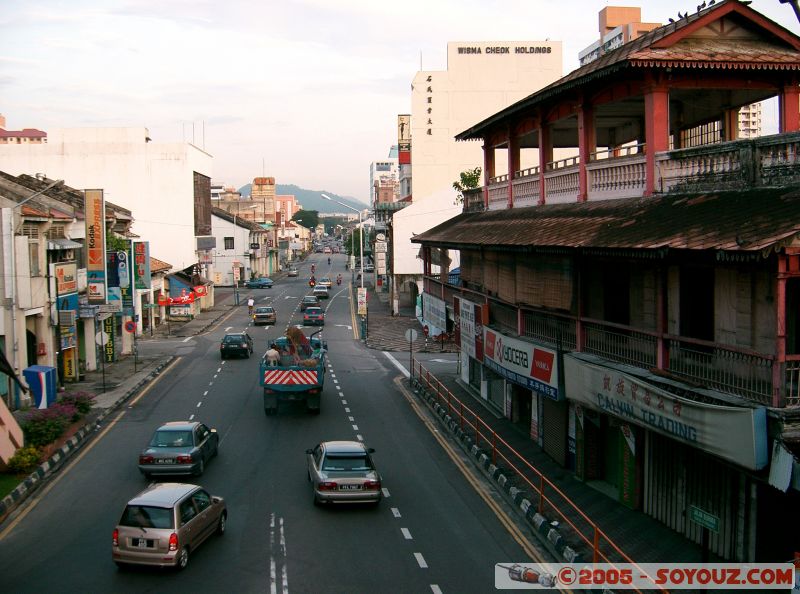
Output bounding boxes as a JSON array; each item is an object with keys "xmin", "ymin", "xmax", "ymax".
[
  {"xmin": 483, "ymin": 328, "xmax": 559, "ymax": 400},
  {"xmin": 84, "ymin": 189, "xmax": 106, "ymax": 303},
  {"xmin": 133, "ymin": 241, "xmax": 151, "ymax": 290}
]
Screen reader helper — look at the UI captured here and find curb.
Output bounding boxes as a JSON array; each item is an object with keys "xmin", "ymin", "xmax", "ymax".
[
  {"xmin": 0, "ymin": 356, "xmax": 177, "ymax": 526},
  {"xmin": 410, "ymin": 376, "xmax": 583, "ymax": 565}
]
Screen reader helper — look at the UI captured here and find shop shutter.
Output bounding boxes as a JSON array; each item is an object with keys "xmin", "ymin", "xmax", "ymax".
[
  {"xmin": 498, "ymin": 256, "xmax": 516, "ymax": 303},
  {"xmin": 542, "ymin": 397, "xmax": 568, "ymax": 466}
]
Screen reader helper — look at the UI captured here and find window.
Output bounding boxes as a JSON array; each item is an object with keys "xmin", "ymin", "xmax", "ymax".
[
  {"xmin": 28, "ymin": 241, "xmax": 40, "ymax": 276},
  {"xmin": 179, "ymin": 499, "xmax": 197, "ymax": 526},
  {"xmin": 224, "ymin": 237, "xmax": 234, "ymax": 250},
  {"xmin": 121, "ymin": 505, "xmax": 174, "ymax": 529},
  {"xmin": 192, "ymin": 490, "xmax": 212, "ymax": 512}
]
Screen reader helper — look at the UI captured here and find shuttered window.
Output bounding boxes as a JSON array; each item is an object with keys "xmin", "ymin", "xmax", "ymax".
[
  {"xmin": 460, "ymin": 249, "xmax": 480, "ymax": 285},
  {"xmin": 516, "ymin": 254, "xmax": 574, "ymax": 311},
  {"xmin": 498, "ymin": 256, "xmax": 516, "ymax": 303},
  {"xmin": 484, "ymin": 251, "xmax": 499, "ymax": 294}
]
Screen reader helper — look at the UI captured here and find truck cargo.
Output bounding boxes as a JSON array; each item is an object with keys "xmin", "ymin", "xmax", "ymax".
[{"xmin": 260, "ymin": 328, "xmax": 326, "ymax": 415}]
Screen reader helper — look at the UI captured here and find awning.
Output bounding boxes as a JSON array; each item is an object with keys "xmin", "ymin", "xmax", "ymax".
[{"xmin": 47, "ymin": 238, "xmax": 82, "ymax": 251}]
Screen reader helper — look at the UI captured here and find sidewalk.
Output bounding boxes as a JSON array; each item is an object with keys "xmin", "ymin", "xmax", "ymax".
[{"xmin": 364, "ymin": 280, "xmax": 713, "ymax": 567}]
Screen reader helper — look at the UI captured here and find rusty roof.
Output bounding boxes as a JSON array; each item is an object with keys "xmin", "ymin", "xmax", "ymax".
[
  {"xmin": 413, "ymin": 187, "xmax": 800, "ymax": 256},
  {"xmin": 457, "ymin": 0, "xmax": 800, "ymax": 140},
  {"xmin": 150, "ymin": 256, "xmax": 172, "ymax": 273}
]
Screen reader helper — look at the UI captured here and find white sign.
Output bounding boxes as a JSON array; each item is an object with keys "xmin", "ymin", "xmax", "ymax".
[
  {"xmin": 483, "ymin": 327, "xmax": 559, "ymax": 400},
  {"xmin": 375, "ymin": 242, "xmax": 387, "ymax": 253},
  {"xmin": 97, "ymin": 302, "xmax": 122, "ymax": 313},
  {"xmin": 376, "ymin": 233, "xmax": 386, "ymax": 241},
  {"xmin": 422, "ymin": 292, "xmax": 447, "ymax": 331},
  {"xmin": 357, "ymin": 287, "xmax": 368, "ymax": 315},
  {"xmin": 376, "ymin": 252, "xmax": 386, "ymax": 263},
  {"xmin": 95, "ymin": 331, "xmax": 110, "ymax": 346},
  {"xmin": 377, "ymin": 263, "xmax": 387, "ymax": 275},
  {"xmin": 459, "ymin": 297, "xmax": 477, "ymax": 359},
  {"xmin": 564, "ymin": 354, "xmax": 768, "ymax": 470}
]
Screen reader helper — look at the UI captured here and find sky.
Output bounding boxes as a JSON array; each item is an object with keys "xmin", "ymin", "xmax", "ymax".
[{"xmin": 2, "ymin": 0, "xmax": 799, "ymax": 204}]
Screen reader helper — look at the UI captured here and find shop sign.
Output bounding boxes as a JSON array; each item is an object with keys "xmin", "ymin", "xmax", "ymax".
[
  {"xmin": 459, "ymin": 297, "xmax": 477, "ymax": 359},
  {"xmin": 55, "ymin": 263, "xmax": 78, "ymax": 295},
  {"xmin": 357, "ymin": 287, "xmax": 368, "ymax": 316},
  {"xmin": 63, "ymin": 348, "xmax": 77, "ymax": 380},
  {"xmin": 422, "ymin": 292, "xmax": 447, "ymax": 331},
  {"xmin": 564, "ymin": 354, "xmax": 768, "ymax": 471},
  {"xmin": 133, "ymin": 241, "xmax": 151, "ymax": 290},
  {"xmin": 483, "ymin": 328, "xmax": 559, "ymax": 400},
  {"xmin": 103, "ymin": 315, "xmax": 115, "ymax": 363},
  {"xmin": 84, "ymin": 189, "xmax": 106, "ymax": 304}
]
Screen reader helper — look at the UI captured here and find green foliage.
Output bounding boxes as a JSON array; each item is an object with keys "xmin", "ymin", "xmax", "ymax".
[
  {"xmin": 106, "ymin": 234, "xmax": 130, "ymax": 253},
  {"xmin": 291, "ymin": 210, "xmax": 319, "ymax": 230},
  {"xmin": 22, "ymin": 410, "xmax": 69, "ymax": 448},
  {"xmin": 452, "ymin": 167, "xmax": 482, "ymax": 204},
  {"xmin": 7, "ymin": 446, "xmax": 41, "ymax": 474},
  {"xmin": 59, "ymin": 391, "xmax": 95, "ymax": 415}
]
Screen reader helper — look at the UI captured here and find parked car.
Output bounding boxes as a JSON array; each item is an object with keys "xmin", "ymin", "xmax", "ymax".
[
  {"xmin": 319, "ymin": 276, "xmax": 332, "ymax": 288},
  {"xmin": 245, "ymin": 277, "xmax": 273, "ymax": 289},
  {"xmin": 363, "ymin": 263, "xmax": 375, "ymax": 273},
  {"xmin": 306, "ymin": 441, "xmax": 382, "ymax": 506},
  {"xmin": 112, "ymin": 482, "xmax": 226, "ymax": 570},
  {"xmin": 138, "ymin": 421, "xmax": 219, "ymax": 479},
  {"xmin": 253, "ymin": 305, "xmax": 276, "ymax": 326},
  {"xmin": 303, "ymin": 307, "xmax": 325, "ymax": 326},
  {"xmin": 323, "ymin": 247, "xmax": 332, "ymax": 254},
  {"xmin": 287, "ymin": 268, "xmax": 299, "ymax": 277},
  {"xmin": 220, "ymin": 332, "xmax": 254, "ymax": 359},
  {"xmin": 300, "ymin": 295, "xmax": 320, "ymax": 311},
  {"xmin": 312, "ymin": 286, "xmax": 329, "ymax": 300}
]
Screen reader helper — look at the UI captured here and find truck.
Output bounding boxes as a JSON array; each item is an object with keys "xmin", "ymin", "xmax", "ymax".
[{"xmin": 260, "ymin": 330, "xmax": 326, "ymax": 416}]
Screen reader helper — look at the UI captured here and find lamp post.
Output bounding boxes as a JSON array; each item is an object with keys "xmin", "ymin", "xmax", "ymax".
[
  {"xmin": 3, "ymin": 178, "xmax": 64, "ymax": 406},
  {"xmin": 231, "ymin": 204, "xmax": 257, "ymax": 304},
  {"xmin": 321, "ymin": 194, "xmax": 363, "ymax": 289}
]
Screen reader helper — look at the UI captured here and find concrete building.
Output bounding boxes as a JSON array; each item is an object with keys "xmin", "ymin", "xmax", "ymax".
[
  {"xmin": 0, "ymin": 127, "xmax": 214, "ymax": 273},
  {"xmin": 390, "ymin": 40, "xmax": 563, "ymax": 311},
  {"xmin": 0, "ymin": 114, "xmax": 47, "ymax": 145},
  {"xmin": 210, "ymin": 207, "xmax": 269, "ymax": 286}
]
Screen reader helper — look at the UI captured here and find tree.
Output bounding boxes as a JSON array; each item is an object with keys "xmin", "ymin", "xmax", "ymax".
[
  {"xmin": 452, "ymin": 166, "xmax": 482, "ymax": 204},
  {"xmin": 291, "ymin": 209, "xmax": 319, "ymax": 230}
]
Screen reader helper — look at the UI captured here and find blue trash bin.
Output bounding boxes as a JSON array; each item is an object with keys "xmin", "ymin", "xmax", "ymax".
[{"xmin": 23, "ymin": 365, "xmax": 57, "ymax": 409}]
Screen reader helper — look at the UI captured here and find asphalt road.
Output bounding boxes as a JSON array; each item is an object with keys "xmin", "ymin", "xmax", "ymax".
[{"xmin": 0, "ymin": 253, "xmax": 537, "ymax": 594}]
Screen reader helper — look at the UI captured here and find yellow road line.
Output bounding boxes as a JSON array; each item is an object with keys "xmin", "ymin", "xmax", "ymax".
[
  {"xmin": 0, "ymin": 357, "xmax": 181, "ymax": 541},
  {"xmin": 393, "ymin": 376, "xmax": 546, "ymax": 563},
  {"xmin": 350, "ymin": 283, "xmax": 360, "ymax": 340}
]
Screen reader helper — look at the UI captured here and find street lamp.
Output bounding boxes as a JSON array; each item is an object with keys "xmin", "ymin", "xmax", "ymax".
[
  {"xmin": 231, "ymin": 204, "xmax": 257, "ymax": 304},
  {"xmin": 321, "ymin": 194, "xmax": 363, "ymax": 289},
  {"xmin": 3, "ymin": 178, "xmax": 64, "ymax": 406}
]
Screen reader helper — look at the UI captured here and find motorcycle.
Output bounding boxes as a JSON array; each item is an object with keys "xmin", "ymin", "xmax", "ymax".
[{"xmin": 336, "ymin": 277, "xmax": 342, "ymax": 286}]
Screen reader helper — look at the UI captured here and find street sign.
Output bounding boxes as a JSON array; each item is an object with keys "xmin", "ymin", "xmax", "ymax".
[
  {"xmin": 96, "ymin": 312, "xmax": 113, "ymax": 321},
  {"xmin": 124, "ymin": 320, "xmax": 136, "ymax": 333},
  {"xmin": 405, "ymin": 329, "xmax": 418, "ymax": 342},
  {"xmin": 689, "ymin": 505, "xmax": 719, "ymax": 532},
  {"xmin": 95, "ymin": 331, "xmax": 110, "ymax": 346},
  {"xmin": 97, "ymin": 302, "xmax": 122, "ymax": 313},
  {"xmin": 357, "ymin": 287, "xmax": 368, "ymax": 315}
]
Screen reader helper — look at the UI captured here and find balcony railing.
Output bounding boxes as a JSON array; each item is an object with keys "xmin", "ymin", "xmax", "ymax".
[
  {"xmin": 465, "ymin": 132, "xmax": 800, "ymax": 212},
  {"xmin": 427, "ymin": 275, "xmax": 790, "ymax": 406}
]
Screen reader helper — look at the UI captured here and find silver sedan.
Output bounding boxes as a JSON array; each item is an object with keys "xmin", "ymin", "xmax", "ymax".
[{"xmin": 306, "ymin": 441, "xmax": 382, "ymax": 506}]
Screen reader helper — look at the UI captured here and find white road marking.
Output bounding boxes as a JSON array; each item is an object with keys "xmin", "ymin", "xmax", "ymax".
[
  {"xmin": 381, "ymin": 488, "xmax": 390, "ymax": 498},
  {"xmin": 383, "ymin": 352, "xmax": 410, "ymax": 378},
  {"xmin": 414, "ymin": 553, "xmax": 428, "ymax": 568},
  {"xmin": 430, "ymin": 586, "xmax": 443, "ymax": 594},
  {"xmin": 182, "ymin": 336, "xmax": 192, "ymax": 343},
  {"xmin": 333, "ymin": 379, "xmax": 338, "ymax": 384},
  {"xmin": 213, "ymin": 374, "xmax": 218, "ymax": 379},
  {"xmin": 203, "ymin": 390, "xmax": 209, "ymax": 396},
  {"xmin": 352, "ymin": 424, "xmax": 358, "ymax": 430},
  {"xmin": 391, "ymin": 507, "xmax": 401, "ymax": 518},
  {"xmin": 348, "ymin": 416, "xmax": 354, "ymax": 422},
  {"xmin": 401, "ymin": 527, "xmax": 413, "ymax": 540},
  {"xmin": 356, "ymin": 434, "xmax": 363, "ymax": 441},
  {"xmin": 217, "ymin": 368, "xmax": 222, "ymax": 373},
  {"xmin": 345, "ymin": 407, "xmax": 350, "ymax": 413},
  {"xmin": 225, "ymin": 326, "xmax": 233, "ymax": 331},
  {"xmin": 189, "ymin": 414, "xmax": 195, "ymax": 420},
  {"xmin": 197, "ymin": 402, "xmax": 202, "ymax": 408},
  {"xmin": 342, "ymin": 400, "xmax": 347, "ymax": 405}
]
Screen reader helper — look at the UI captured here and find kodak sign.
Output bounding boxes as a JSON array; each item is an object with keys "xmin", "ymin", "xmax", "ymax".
[{"xmin": 84, "ymin": 189, "xmax": 107, "ymax": 304}]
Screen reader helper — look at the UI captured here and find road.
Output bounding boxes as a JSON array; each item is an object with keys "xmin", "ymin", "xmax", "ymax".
[{"xmin": 0, "ymin": 252, "xmax": 540, "ymax": 593}]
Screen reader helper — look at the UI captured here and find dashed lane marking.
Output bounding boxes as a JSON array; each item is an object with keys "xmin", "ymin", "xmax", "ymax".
[
  {"xmin": 391, "ymin": 507, "xmax": 401, "ymax": 518},
  {"xmin": 401, "ymin": 528, "xmax": 413, "ymax": 540},
  {"xmin": 414, "ymin": 553, "xmax": 428, "ymax": 569}
]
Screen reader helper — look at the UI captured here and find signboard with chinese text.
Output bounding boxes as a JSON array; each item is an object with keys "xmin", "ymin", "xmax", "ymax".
[
  {"xmin": 422, "ymin": 292, "xmax": 447, "ymax": 331},
  {"xmin": 564, "ymin": 354, "xmax": 768, "ymax": 470},
  {"xmin": 357, "ymin": 287, "xmax": 368, "ymax": 315},
  {"xmin": 55, "ymin": 263, "xmax": 77, "ymax": 295},
  {"xmin": 84, "ymin": 189, "xmax": 106, "ymax": 303},
  {"xmin": 133, "ymin": 241, "xmax": 151, "ymax": 290},
  {"xmin": 483, "ymin": 328, "xmax": 559, "ymax": 400}
]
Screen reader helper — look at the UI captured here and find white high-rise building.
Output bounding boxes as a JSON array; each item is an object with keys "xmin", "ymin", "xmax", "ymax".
[{"xmin": 391, "ymin": 41, "xmax": 563, "ymax": 308}]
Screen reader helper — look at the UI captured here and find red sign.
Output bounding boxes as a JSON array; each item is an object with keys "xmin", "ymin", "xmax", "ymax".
[
  {"xmin": 193, "ymin": 285, "xmax": 208, "ymax": 297},
  {"xmin": 157, "ymin": 289, "xmax": 195, "ymax": 305},
  {"xmin": 531, "ymin": 348, "xmax": 555, "ymax": 383}
]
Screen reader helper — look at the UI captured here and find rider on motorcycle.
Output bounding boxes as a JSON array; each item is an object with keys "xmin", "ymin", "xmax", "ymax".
[
  {"xmin": 337, "ymin": 274, "xmax": 342, "ymax": 285},
  {"xmin": 328, "ymin": 257, "xmax": 331, "ymax": 265},
  {"xmin": 309, "ymin": 275, "xmax": 316, "ymax": 287}
]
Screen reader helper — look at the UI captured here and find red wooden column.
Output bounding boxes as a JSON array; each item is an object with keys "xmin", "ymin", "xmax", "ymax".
[
  {"xmin": 508, "ymin": 129, "xmax": 520, "ymax": 209},
  {"xmin": 538, "ymin": 124, "xmax": 551, "ymax": 206},
  {"xmin": 779, "ymin": 83, "xmax": 800, "ymax": 133},
  {"xmin": 483, "ymin": 143, "xmax": 495, "ymax": 209},
  {"xmin": 577, "ymin": 102, "xmax": 595, "ymax": 202},
  {"xmin": 643, "ymin": 83, "xmax": 670, "ymax": 196},
  {"xmin": 774, "ymin": 254, "xmax": 788, "ymax": 407}
]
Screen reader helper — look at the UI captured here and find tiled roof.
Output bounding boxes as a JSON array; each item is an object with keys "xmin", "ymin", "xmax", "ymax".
[
  {"xmin": 0, "ymin": 128, "xmax": 47, "ymax": 138},
  {"xmin": 413, "ymin": 187, "xmax": 800, "ymax": 255},
  {"xmin": 150, "ymin": 256, "xmax": 172, "ymax": 273}
]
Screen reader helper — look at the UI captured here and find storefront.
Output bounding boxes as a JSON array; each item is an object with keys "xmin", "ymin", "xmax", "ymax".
[{"xmin": 565, "ymin": 353, "xmax": 768, "ymax": 560}]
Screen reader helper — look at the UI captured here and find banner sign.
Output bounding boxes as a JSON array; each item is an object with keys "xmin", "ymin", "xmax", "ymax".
[
  {"xmin": 55, "ymin": 263, "xmax": 77, "ymax": 295},
  {"xmin": 422, "ymin": 292, "xmax": 447, "ymax": 331},
  {"xmin": 133, "ymin": 241, "xmax": 151, "ymax": 290},
  {"xmin": 84, "ymin": 189, "xmax": 106, "ymax": 303},
  {"xmin": 103, "ymin": 315, "xmax": 115, "ymax": 363},
  {"xmin": 483, "ymin": 328, "xmax": 559, "ymax": 400},
  {"xmin": 564, "ymin": 354, "xmax": 768, "ymax": 470},
  {"xmin": 357, "ymin": 287, "xmax": 368, "ymax": 316},
  {"xmin": 118, "ymin": 243, "xmax": 133, "ymax": 309}
]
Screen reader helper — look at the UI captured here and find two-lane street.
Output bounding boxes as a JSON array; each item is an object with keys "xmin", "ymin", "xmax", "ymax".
[{"xmin": 0, "ymin": 253, "xmax": 537, "ymax": 593}]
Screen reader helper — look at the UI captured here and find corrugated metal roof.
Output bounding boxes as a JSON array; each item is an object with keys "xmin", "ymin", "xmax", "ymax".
[{"xmin": 413, "ymin": 187, "xmax": 800, "ymax": 255}]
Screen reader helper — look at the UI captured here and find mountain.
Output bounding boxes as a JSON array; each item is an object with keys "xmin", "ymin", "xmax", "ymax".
[{"xmin": 237, "ymin": 183, "xmax": 367, "ymax": 213}]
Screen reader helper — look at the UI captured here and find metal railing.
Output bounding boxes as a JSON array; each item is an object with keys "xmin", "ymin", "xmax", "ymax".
[
  {"xmin": 410, "ymin": 359, "xmax": 657, "ymax": 592},
  {"xmin": 583, "ymin": 321, "xmax": 658, "ymax": 369},
  {"xmin": 784, "ymin": 356, "xmax": 800, "ymax": 407}
]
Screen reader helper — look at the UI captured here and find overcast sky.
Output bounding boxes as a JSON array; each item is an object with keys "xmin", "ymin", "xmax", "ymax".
[{"xmin": 2, "ymin": 0, "xmax": 798, "ymax": 203}]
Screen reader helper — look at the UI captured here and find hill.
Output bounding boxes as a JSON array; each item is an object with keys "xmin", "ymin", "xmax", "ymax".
[{"xmin": 237, "ymin": 183, "xmax": 367, "ymax": 213}]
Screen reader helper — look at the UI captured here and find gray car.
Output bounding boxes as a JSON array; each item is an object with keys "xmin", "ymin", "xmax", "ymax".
[
  {"xmin": 306, "ymin": 441, "xmax": 382, "ymax": 506},
  {"xmin": 112, "ymin": 482, "xmax": 226, "ymax": 570},
  {"xmin": 138, "ymin": 421, "xmax": 219, "ymax": 479}
]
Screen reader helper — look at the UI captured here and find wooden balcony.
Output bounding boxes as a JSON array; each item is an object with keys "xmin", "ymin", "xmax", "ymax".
[{"xmin": 469, "ymin": 133, "xmax": 800, "ymax": 212}]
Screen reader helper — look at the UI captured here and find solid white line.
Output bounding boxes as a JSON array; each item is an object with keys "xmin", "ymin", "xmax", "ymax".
[
  {"xmin": 391, "ymin": 507, "xmax": 401, "ymax": 518},
  {"xmin": 182, "ymin": 336, "xmax": 192, "ymax": 343},
  {"xmin": 356, "ymin": 434, "xmax": 363, "ymax": 441},
  {"xmin": 430, "ymin": 585, "xmax": 443, "ymax": 594},
  {"xmin": 384, "ymin": 351, "xmax": 410, "ymax": 378},
  {"xmin": 352, "ymin": 424, "xmax": 358, "ymax": 430},
  {"xmin": 401, "ymin": 527, "xmax": 412, "ymax": 540},
  {"xmin": 414, "ymin": 553, "xmax": 428, "ymax": 568},
  {"xmin": 270, "ymin": 558, "xmax": 277, "ymax": 594},
  {"xmin": 381, "ymin": 488, "xmax": 390, "ymax": 498}
]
